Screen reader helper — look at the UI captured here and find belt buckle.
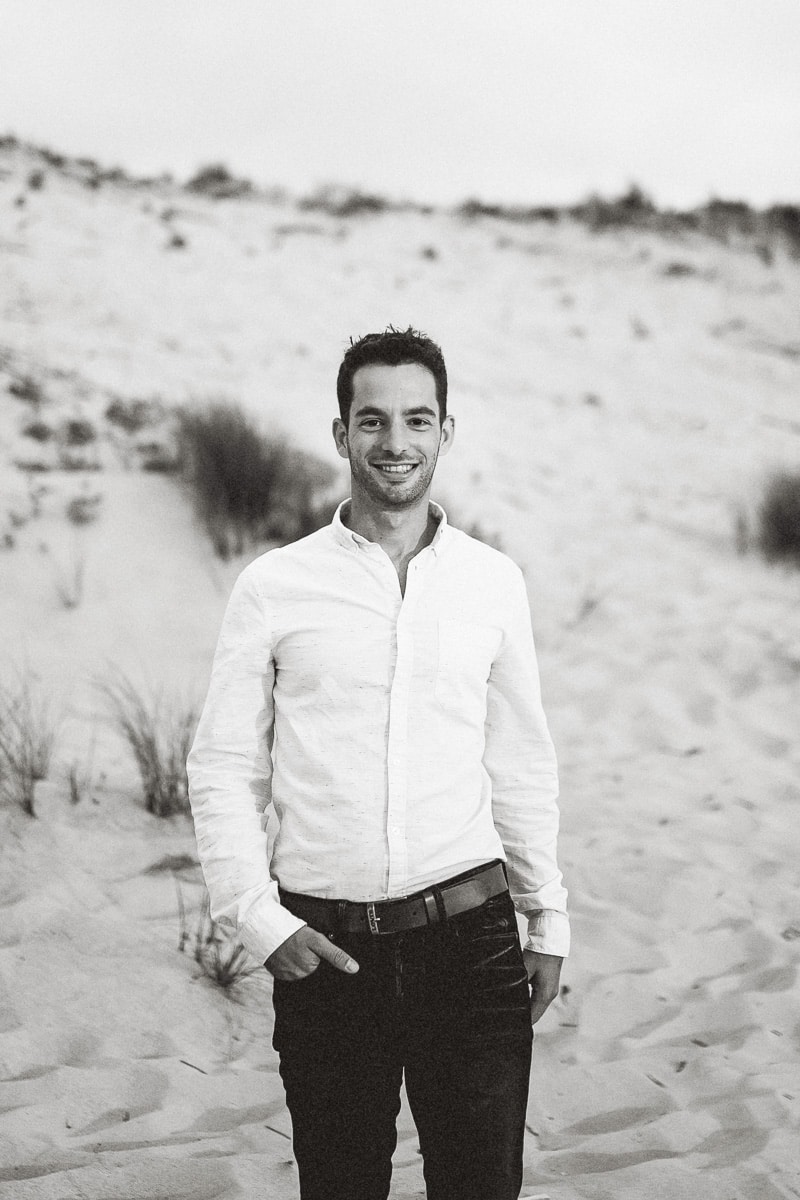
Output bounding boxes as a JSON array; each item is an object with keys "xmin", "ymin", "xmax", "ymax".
[{"xmin": 366, "ymin": 902, "xmax": 383, "ymax": 935}]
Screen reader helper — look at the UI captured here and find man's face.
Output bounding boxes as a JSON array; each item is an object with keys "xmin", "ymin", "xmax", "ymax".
[{"xmin": 333, "ymin": 363, "xmax": 454, "ymax": 510}]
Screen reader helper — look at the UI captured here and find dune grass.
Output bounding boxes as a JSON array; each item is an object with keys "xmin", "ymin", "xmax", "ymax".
[
  {"xmin": 192, "ymin": 893, "xmax": 260, "ymax": 990},
  {"xmin": 176, "ymin": 402, "xmax": 336, "ymax": 558},
  {"xmin": 175, "ymin": 883, "xmax": 259, "ymax": 991},
  {"xmin": 0, "ymin": 678, "xmax": 57, "ymax": 816},
  {"xmin": 185, "ymin": 163, "xmax": 253, "ymax": 200},
  {"xmin": 757, "ymin": 470, "xmax": 800, "ymax": 568},
  {"xmin": 100, "ymin": 671, "xmax": 197, "ymax": 817}
]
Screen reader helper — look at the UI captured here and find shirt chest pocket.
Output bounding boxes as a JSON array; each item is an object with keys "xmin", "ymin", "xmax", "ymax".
[{"xmin": 434, "ymin": 618, "xmax": 503, "ymax": 715}]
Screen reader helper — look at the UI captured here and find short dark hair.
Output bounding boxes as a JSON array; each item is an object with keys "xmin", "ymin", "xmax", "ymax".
[{"xmin": 336, "ymin": 326, "xmax": 447, "ymax": 426}]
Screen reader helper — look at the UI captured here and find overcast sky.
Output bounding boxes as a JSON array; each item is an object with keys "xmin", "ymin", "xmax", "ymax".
[{"xmin": 1, "ymin": 1, "xmax": 798, "ymax": 207}]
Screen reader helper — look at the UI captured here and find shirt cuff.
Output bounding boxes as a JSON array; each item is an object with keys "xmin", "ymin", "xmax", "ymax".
[
  {"xmin": 239, "ymin": 891, "xmax": 308, "ymax": 963},
  {"xmin": 524, "ymin": 908, "xmax": 570, "ymax": 957}
]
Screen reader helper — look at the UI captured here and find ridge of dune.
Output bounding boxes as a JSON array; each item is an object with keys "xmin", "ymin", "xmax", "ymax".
[{"xmin": 1, "ymin": 143, "xmax": 799, "ymax": 1199}]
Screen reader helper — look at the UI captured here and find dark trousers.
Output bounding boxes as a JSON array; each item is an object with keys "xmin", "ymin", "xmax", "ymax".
[{"xmin": 271, "ymin": 885, "xmax": 533, "ymax": 1200}]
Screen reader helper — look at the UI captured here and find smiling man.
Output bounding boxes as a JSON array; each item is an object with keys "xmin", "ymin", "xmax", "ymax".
[{"xmin": 188, "ymin": 326, "xmax": 569, "ymax": 1200}]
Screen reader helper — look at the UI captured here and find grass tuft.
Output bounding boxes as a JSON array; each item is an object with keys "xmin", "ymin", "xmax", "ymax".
[
  {"xmin": 22, "ymin": 420, "xmax": 53, "ymax": 442},
  {"xmin": 192, "ymin": 893, "xmax": 259, "ymax": 990},
  {"xmin": 100, "ymin": 671, "xmax": 197, "ymax": 816},
  {"xmin": 0, "ymin": 679, "xmax": 57, "ymax": 816},
  {"xmin": 757, "ymin": 470, "xmax": 800, "ymax": 567},
  {"xmin": 62, "ymin": 419, "xmax": 97, "ymax": 447},
  {"xmin": 297, "ymin": 184, "xmax": 389, "ymax": 217},
  {"xmin": 66, "ymin": 493, "xmax": 102, "ymax": 525},
  {"xmin": 175, "ymin": 884, "xmax": 259, "ymax": 990},
  {"xmin": 177, "ymin": 402, "xmax": 336, "ymax": 558},
  {"xmin": 105, "ymin": 396, "xmax": 163, "ymax": 433},
  {"xmin": 9, "ymin": 375, "xmax": 46, "ymax": 407},
  {"xmin": 185, "ymin": 163, "xmax": 253, "ymax": 199}
]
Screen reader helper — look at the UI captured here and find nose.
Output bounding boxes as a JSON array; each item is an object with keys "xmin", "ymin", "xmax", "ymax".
[{"xmin": 381, "ymin": 419, "xmax": 409, "ymax": 457}]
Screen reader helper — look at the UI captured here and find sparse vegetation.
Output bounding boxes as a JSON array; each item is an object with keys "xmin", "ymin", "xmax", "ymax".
[
  {"xmin": 13, "ymin": 458, "xmax": 51, "ymax": 473},
  {"xmin": 136, "ymin": 439, "xmax": 180, "ymax": 472},
  {"xmin": 185, "ymin": 163, "xmax": 253, "ymax": 200},
  {"xmin": 757, "ymin": 470, "xmax": 800, "ymax": 568},
  {"xmin": 177, "ymin": 402, "xmax": 336, "ymax": 558},
  {"xmin": 298, "ymin": 184, "xmax": 390, "ymax": 218},
  {"xmin": 58, "ymin": 450, "xmax": 101, "ymax": 471},
  {"xmin": 662, "ymin": 261, "xmax": 700, "ymax": 278},
  {"xmin": 179, "ymin": 889, "xmax": 259, "ymax": 991},
  {"xmin": 62, "ymin": 418, "xmax": 97, "ymax": 446},
  {"xmin": 9, "ymin": 375, "xmax": 45, "ymax": 408},
  {"xmin": 22, "ymin": 420, "xmax": 53, "ymax": 442},
  {"xmin": 65, "ymin": 492, "xmax": 102, "ymax": 525},
  {"xmin": 100, "ymin": 671, "xmax": 197, "ymax": 817},
  {"xmin": 66, "ymin": 748, "xmax": 94, "ymax": 805},
  {"xmin": 0, "ymin": 678, "xmax": 57, "ymax": 817},
  {"xmin": 451, "ymin": 186, "xmax": 800, "ymax": 258},
  {"xmin": 52, "ymin": 549, "xmax": 85, "ymax": 609},
  {"xmin": 105, "ymin": 396, "xmax": 162, "ymax": 433},
  {"xmin": 457, "ymin": 198, "xmax": 560, "ymax": 223}
]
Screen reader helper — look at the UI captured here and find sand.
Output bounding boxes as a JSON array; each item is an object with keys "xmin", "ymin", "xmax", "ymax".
[{"xmin": 1, "ymin": 144, "xmax": 799, "ymax": 1198}]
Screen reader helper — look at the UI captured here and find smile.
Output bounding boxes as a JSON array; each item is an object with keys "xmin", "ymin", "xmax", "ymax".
[{"xmin": 373, "ymin": 463, "xmax": 418, "ymax": 476}]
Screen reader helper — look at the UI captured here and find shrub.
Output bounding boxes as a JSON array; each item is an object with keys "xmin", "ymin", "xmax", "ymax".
[
  {"xmin": 765, "ymin": 204, "xmax": 800, "ymax": 258},
  {"xmin": 456, "ymin": 198, "xmax": 559, "ymax": 223},
  {"xmin": 571, "ymin": 185, "xmax": 657, "ymax": 232},
  {"xmin": 58, "ymin": 451, "xmax": 101, "ymax": 471},
  {"xmin": 13, "ymin": 459, "xmax": 51, "ymax": 473},
  {"xmin": 177, "ymin": 402, "xmax": 336, "ymax": 558},
  {"xmin": 297, "ymin": 185, "xmax": 389, "ymax": 217},
  {"xmin": 0, "ymin": 679, "xmax": 57, "ymax": 816},
  {"xmin": 699, "ymin": 198, "xmax": 757, "ymax": 241},
  {"xmin": 757, "ymin": 470, "xmax": 800, "ymax": 567},
  {"xmin": 62, "ymin": 418, "xmax": 96, "ymax": 446},
  {"xmin": 22, "ymin": 420, "xmax": 53, "ymax": 442},
  {"xmin": 9, "ymin": 376, "xmax": 45, "ymax": 407},
  {"xmin": 661, "ymin": 261, "xmax": 699, "ymax": 278},
  {"xmin": 136, "ymin": 440, "xmax": 181, "ymax": 473},
  {"xmin": 105, "ymin": 396, "xmax": 162, "ymax": 433},
  {"xmin": 65, "ymin": 493, "xmax": 102, "ymax": 525},
  {"xmin": 100, "ymin": 671, "xmax": 197, "ymax": 816},
  {"xmin": 185, "ymin": 163, "xmax": 253, "ymax": 199}
]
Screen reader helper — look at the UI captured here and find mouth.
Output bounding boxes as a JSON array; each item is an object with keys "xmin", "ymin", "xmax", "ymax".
[{"xmin": 372, "ymin": 462, "xmax": 418, "ymax": 479}]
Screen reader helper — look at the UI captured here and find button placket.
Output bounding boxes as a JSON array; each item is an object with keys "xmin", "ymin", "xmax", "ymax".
[{"xmin": 384, "ymin": 553, "xmax": 429, "ymax": 896}]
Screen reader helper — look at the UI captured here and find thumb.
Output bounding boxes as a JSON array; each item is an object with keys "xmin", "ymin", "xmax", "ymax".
[{"xmin": 310, "ymin": 930, "xmax": 359, "ymax": 974}]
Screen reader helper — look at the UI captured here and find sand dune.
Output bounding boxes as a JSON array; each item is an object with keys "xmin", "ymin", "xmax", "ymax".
[{"xmin": 1, "ymin": 145, "xmax": 799, "ymax": 1198}]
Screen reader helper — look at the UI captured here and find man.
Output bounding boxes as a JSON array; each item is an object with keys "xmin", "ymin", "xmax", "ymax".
[{"xmin": 188, "ymin": 327, "xmax": 569, "ymax": 1200}]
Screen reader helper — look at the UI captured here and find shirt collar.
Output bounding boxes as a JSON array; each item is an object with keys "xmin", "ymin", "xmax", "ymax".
[{"xmin": 331, "ymin": 499, "xmax": 449, "ymax": 557}]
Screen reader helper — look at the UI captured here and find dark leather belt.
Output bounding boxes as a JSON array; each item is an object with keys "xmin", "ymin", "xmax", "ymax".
[{"xmin": 280, "ymin": 860, "xmax": 508, "ymax": 936}]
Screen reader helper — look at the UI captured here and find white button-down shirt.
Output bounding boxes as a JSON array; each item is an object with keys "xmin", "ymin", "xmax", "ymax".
[{"xmin": 188, "ymin": 502, "xmax": 569, "ymax": 962}]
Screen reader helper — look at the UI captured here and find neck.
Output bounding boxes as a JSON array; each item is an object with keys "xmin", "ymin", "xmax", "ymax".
[{"xmin": 344, "ymin": 494, "xmax": 437, "ymax": 562}]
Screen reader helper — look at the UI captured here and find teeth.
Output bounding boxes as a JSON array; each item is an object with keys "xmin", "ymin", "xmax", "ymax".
[{"xmin": 376, "ymin": 464, "xmax": 415, "ymax": 474}]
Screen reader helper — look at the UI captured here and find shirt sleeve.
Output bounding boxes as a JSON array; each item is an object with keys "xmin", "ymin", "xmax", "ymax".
[
  {"xmin": 187, "ymin": 563, "xmax": 306, "ymax": 962},
  {"xmin": 483, "ymin": 565, "xmax": 570, "ymax": 958}
]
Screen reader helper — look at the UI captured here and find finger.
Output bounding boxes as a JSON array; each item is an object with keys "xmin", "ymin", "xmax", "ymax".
[{"xmin": 312, "ymin": 932, "xmax": 359, "ymax": 974}]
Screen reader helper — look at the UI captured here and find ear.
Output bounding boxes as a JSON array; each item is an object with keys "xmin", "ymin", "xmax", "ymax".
[
  {"xmin": 332, "ymin": 416, "xmax": 349, "ymax": 461},
  {"xmin": 438, "ymin": 414, "xmax": 455, "ymax": 457}
]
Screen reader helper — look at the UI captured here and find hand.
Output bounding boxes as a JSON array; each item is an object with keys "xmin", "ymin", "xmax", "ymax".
[
  {"xmin": 523, "ymin": 950, "xmax": 563, "ymax": 1025},
  {"xmin": 265, "ymin": 925, "xmax": 360, "ymax": 982}
]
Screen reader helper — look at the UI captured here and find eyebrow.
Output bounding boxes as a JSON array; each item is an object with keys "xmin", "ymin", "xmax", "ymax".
[{"xmin": 352, "ymin": 404, "xmax": 438, "ymax": 419}]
